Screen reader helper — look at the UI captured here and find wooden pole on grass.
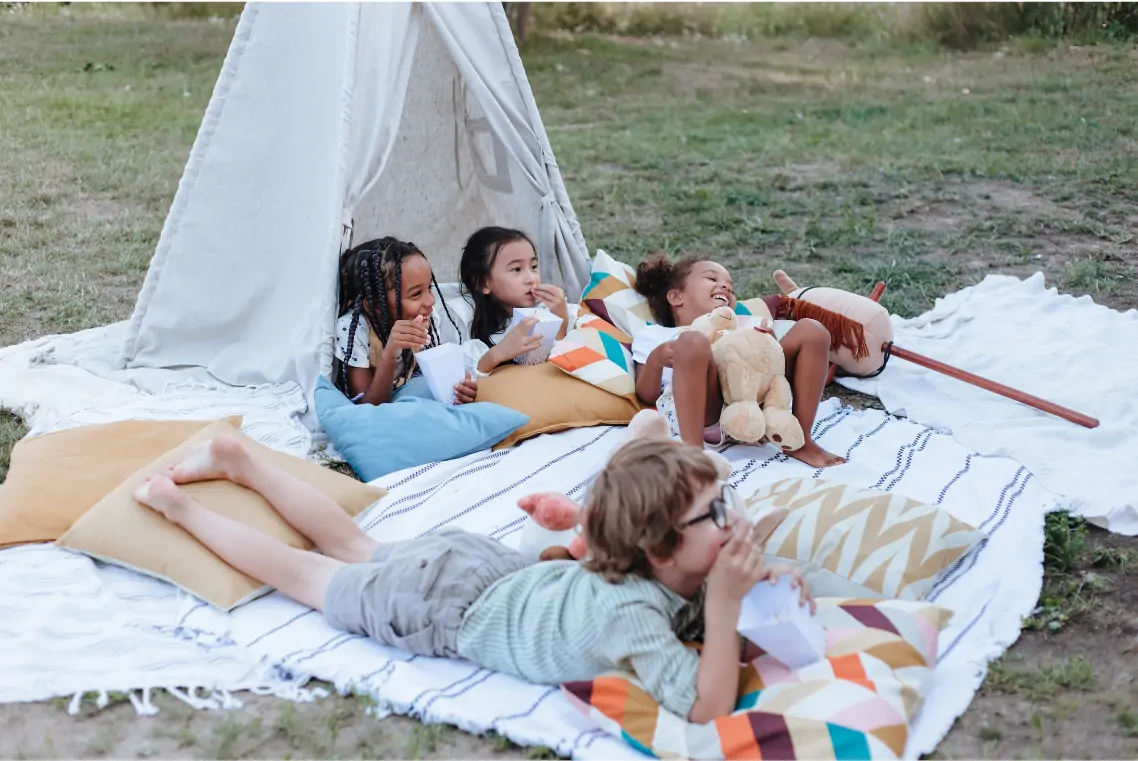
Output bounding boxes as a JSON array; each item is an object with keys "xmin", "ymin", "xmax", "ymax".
[
  {"xmin": 885, "ymin": 343, "xmax": 1100, "ymax": 429},
  {"xmin": 824, "ymin": 280, "xmax": 1099, "ymax": 428}
]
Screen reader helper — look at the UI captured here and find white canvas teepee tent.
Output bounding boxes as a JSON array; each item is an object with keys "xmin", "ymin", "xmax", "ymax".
[{"xmin": 117, "ymin": 1, "xmax": 589, "ymax": 401}]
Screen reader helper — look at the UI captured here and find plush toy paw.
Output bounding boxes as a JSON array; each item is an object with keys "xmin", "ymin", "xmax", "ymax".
[
  {"xmin": 518, "ymin": 492, "xmax": 586, "ymax": 563},
  {"xmin": 760, "ymin": 409, "xmax": 805, "ymax": 452},
  {"xmin": 626, "ymin": 408, "xmax": 670, "ymax": 443},
  {"xmin": 720, "ymin": 400, "xmax": 767, "ymax": 444},
  {"xmin": 518, "ymin": 491, "xmax": 581, "ymax": 531}
]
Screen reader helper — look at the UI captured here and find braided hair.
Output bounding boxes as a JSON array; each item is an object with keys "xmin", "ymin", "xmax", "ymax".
[{"xmin": 334, "ymin": 236, "xmax": 461, "ymax": 398}]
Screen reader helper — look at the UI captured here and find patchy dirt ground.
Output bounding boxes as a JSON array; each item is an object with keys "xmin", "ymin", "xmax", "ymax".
[
  {"xmin": 1, "ymin": 7, "xmax": 1136, "ymax": 759},
  {"xmin": 932, "ymin": 530, "xmax": 1138, "ymax": 759},
  {"xmin": 0, "ymin": 692, "xmax": 539, "ymax": 760}
]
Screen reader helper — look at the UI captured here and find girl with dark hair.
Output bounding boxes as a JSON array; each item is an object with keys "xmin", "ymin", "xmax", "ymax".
[
  {"xmin": 631, "ymin": 252, "xmax": 844, "ymax": 469},
  {"xmin": 334, "ymin": 237, "xmax": 471, "ymax": 406},
  {"xmin": 458, "ymin": 226, "xmax": 576, "ymax": 377}
]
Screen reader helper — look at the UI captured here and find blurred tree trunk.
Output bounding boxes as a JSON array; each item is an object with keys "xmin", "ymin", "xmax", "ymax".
[{"xmin": 505, "ymin": 2, "xmax": 532, "ymax": 42}]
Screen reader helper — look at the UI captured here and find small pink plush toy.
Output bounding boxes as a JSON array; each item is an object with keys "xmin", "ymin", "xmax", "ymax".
[
  {"xmin": 516, "ymin": 409, "xmax": 734, "ymax": 563},
  {"xmin": 518, "ymin": 492, "xmax": 587, "ymax": 562}
]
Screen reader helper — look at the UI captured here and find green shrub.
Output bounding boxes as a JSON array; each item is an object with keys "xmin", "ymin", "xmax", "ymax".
[
  {"xmin": 141, "ymin": 2, "xmax": 244, "ymax": 20},
  {"xmin": 527, "ymin": 2, "xmax": 1138, "ymax": 48},
  {"xmin": 914, "ymin": 2, "xmax": 1138, "ymax": 49}
]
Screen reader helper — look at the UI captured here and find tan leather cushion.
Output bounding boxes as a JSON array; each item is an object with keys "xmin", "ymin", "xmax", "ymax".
[
  {"xmin": 56, "ymin": 420, "xmax": 385, "ymax": 611},
  {"xmin": 747, "ymin": 477, "xmax": 985, "ymax": 601},
  {"xmin": 476, "ymin": 363, "xmax": 644, "ymax": 449},
  {"xmin": 0, "ymin": 417, "xmax": 242, "ymax": 549}
]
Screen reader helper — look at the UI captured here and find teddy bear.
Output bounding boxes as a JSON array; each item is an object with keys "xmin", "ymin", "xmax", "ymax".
[
  {"xmin": 516, "ymin": 408, "xmax": 734, "ymax": 563},
  {"xmin": 687, "ymin": 305, "xmax": 805, "ymax": 451}
]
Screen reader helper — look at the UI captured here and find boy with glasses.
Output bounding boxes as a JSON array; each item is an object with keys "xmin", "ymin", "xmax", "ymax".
[{"xmin": 133, "ymin": 428, "xmax": 812, "ymax": 724}]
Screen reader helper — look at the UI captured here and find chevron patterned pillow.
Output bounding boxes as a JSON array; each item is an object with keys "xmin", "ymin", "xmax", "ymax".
[
  {"xmin": 746, "ymin": 478, "xmax": 986, "ymax": 601},
  {"xmin": 563, "ymin": 597, "xmax": 952, "ymax": 760}
]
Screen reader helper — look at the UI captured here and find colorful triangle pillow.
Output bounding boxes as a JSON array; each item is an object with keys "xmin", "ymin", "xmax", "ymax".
[{"xmin": 563, "ymin": 597, "xmax": 952, "ymax": 760}]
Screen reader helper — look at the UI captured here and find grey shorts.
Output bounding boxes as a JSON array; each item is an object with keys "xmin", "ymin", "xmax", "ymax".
[{"xmin": 322, "ymin": 528, "xmax": 528, "ymax": 658}]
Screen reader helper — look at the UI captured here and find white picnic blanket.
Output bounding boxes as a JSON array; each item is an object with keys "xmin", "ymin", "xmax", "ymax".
[
  {"xmin": 839, "ymin": 272, "xmax": 1138, "ymax": 536},
  {"xmin": 176, "ymin": 400, "xmax": 1049, "ymax": 759},
  {"xmin": 0, "ymin": 328, "xmax": 324, "ymax": 712},
  {"xmin": 0, "ymin": 325, "xmax": 1047, "ymax": 757}
]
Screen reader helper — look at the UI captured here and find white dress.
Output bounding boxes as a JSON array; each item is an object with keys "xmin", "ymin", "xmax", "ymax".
[{"xmin": 631, "ymin": 325, "xmax": 686, "ymax": 439}]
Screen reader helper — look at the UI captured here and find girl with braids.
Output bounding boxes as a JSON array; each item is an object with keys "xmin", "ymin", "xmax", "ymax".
[
  {"xmin": 334, "ymin": 237, "xmax": 472, "ymax": 407},
  {"xmin": 631, "ymin": 253, "xmax": 845, "ymax": 469},
  {"xmin": 457, "ymin": 226, "xmax": 576, "ymax": 378}
]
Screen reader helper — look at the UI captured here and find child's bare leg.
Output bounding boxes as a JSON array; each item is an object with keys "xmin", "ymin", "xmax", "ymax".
[
  {"xmin": 671, "ymin": 331, "xmax": 723, "ymax": 447},
  {"xmin": 134, "ymin": 475, "xmax": 341, "ymax": 610},
  {"xmin": 780, "ymin": 319, "xmax": 845, "ymax": 468},
  {"xmin": 170, "ymin": 435, "xmax": 379, "ymax": 563}
]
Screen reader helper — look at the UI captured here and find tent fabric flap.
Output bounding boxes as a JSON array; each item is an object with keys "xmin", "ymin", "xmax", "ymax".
[{"xmin": 112, "ymin": 1, "xmax": 589, "ymax": 407}]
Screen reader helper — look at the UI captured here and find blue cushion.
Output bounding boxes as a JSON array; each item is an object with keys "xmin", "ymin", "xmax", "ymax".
[
  {"xmin": 315, "ymin": 375, "xmax": 528, "ymax": 482},
  {"xmin": 393, "ymin": 374, "xmax": 433, "ymax": 401}
]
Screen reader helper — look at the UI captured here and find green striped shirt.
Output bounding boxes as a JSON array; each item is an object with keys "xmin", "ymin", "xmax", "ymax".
[{"xmin": 456, "ymin": 560, "xmax": 701, "ymax": 718}]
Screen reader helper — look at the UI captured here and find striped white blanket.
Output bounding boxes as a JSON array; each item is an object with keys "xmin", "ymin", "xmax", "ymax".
[
  {"xmin": 174, "ymin": 399, "xmax": 1048, "ymax": 759},
  {"xmin": 0, "ymin": 323, "xmax": 1047, "ymax": 757}
]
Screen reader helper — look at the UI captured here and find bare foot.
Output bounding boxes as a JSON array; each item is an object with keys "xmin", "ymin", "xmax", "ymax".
[
  {"xmin": 170, "ymin": 434, "xmax": 250, "ymax": 485},
  {"xmin": 786, "ymin": 440, "xmax": 845, "ymax": 468},
  {"xmin": 133, "ymin": 474, "xmax": 193, "ymax": 523}
]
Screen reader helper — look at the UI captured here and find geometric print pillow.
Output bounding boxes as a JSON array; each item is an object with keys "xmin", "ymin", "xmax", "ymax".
[
  {"xmin": 549, "ymin": 324, "xmax": 637, "ymax": 399},
  {"xmin": 575, "ymin": 249, "xmax": 653, "ymax": 344},
  {"xmin": 747, "ymin": 478, "xmax": 986, "ymax": 602},
  {"xmin": 549, "ymin": 249, "xmax": 647, "ymax": 398},
  {"xmin": 563, "ymin": 598, "xmax": 952, "ymax": 760}
]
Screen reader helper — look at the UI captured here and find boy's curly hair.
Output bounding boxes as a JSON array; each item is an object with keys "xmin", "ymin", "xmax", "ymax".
[{"xmin": 582, "ymin": 438, "xmax": 720, "ymax": 582}]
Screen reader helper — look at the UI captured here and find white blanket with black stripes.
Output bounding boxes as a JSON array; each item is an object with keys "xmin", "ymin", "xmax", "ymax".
[
  {"xmin": 839, "ymin": 272, "xmax": 1138, "ymax": 536},
  {"xmin": 171, "ymin": 399, "xmax": 1049, "ymax": 759},
  {"xmin": 0, "ymin": 321, "xmax": 1047, "ymax": 757}
]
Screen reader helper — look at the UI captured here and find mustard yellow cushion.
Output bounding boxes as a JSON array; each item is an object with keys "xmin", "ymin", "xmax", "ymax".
[
  {"xmin": 476, "ymin": 363, "xmax": 644, "ymax": 449},
  {"xmin": 56, "ymin": 420, "xmax": 386, "ymax": 611},
  {"xmin": 0, "ymin": 417, "xmax": 242, "ymax": 549},
  {"xmin": 747, "ymin": 477, "xmax": 985, "ymax": 601}
]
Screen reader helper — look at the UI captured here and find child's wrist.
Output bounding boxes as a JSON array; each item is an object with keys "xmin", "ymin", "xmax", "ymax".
[
  {"xmin": 704, "ymin": 594, "xmax": 741, "ymax": 627},
  {"xmin": 479, "ymin": 348, "xmax": 501, "ymax": 373}
]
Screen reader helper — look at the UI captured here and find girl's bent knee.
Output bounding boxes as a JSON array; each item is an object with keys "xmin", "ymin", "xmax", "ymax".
[
  {"xmin": 674, "ymin": 330, "xmax": 712, "ymax": 360},
  {"xmin": 794, "ymin": 318, "xmax": 831, "ymax": 346}
]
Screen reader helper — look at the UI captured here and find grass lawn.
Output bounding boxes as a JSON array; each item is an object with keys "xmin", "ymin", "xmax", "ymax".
[{"xmin": 1, "ymin": 6, "xmax": 1135, "ymax": 759}]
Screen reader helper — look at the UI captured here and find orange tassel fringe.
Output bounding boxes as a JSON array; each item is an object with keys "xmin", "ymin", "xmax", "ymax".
[{"xmin": 776, "ymin": 295, "xmax": 870, "ymax": 361}]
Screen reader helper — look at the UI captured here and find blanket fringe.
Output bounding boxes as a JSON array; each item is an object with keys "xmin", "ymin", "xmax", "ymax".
[
  {"xmin": 776, "ymin": 295, "xmax": 870, "ymax": 360},
  {"xmin": 61, "ymin": 680, "xmax": 330, "ymax": 718},
  {"xmin": 129, "ymin": 688, "xmax": 159, "ymax": 716}
]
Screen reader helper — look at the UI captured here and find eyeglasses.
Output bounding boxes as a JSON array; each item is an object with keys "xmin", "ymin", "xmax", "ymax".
[{"xmin": 680, "ymin": 483, "xmax": 744, "ymax": 530}]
